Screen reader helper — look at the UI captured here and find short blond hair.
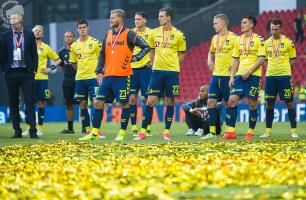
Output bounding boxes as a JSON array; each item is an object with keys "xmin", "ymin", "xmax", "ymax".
[
  {"xmin": 32, "ymin": 25, "xmax": 43, "ymax": 32},
  {"xmin": 110, "ymin": 9, "xmax": 125, "ymax": 20},
  {"xmin": 214, "ymin": 14, "xmax": 229, "ymax": 27}
]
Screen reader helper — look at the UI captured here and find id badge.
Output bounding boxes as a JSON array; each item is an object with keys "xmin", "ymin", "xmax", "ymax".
[{"xmin": 13, "ymin": 48, "xmax": 22, "ymax": 61}]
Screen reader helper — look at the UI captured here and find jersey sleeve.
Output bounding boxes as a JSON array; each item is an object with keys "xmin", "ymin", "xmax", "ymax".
[
  {"xmin": 47, "ymin": 46, "xmax": 60, "ymax": 61},
  {"xmin": 148, "ymin": 29, "xmax": 155, "ymax": 49},
  {"xmin": 177, "ymin": 32, "xmax": 186, "ymax": 52},
  {"xmin": 69, "ymin": 43, "xmax": 77, "ymax": 63},
  {"xmin": 264, "ymin": 40, "xmax": 269, "ymax": 59},
  {"xmin": 209, "ymin": 36, "xmax": 216, "ymax": 54},
  {"xmin": 232, "ymin": 38, "xmax": 240, "ymax": 58},
  {"xmin": 95, "ymin": 40, "xmax": 103, "ymax": 58},
  {"xmin": 257, "ymin": 36, "xmax": 266, "ymax": 57},
  {"xmin": 288, "ymin": 39, "xmax": 296, "ymax": 59}
]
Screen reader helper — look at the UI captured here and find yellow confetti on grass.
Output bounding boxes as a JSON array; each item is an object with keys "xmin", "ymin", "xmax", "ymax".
[{"xmin": 0, "ymin": 141, "xmax": 305, "ymax": 199}]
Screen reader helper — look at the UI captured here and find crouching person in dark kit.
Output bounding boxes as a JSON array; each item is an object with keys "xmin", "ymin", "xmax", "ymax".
[{"xmin": 182, "ymin": 85, "xmax": 222, "ymax": 136}]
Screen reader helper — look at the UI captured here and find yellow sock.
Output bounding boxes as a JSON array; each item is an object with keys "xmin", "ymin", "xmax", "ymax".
[
  {"xmin": 290, "ymin": 128, "xmax": 296, "ymax": 133},
  {"xmin": 247, "ymin": 128, "xmax": 254, "ymax": 134},
  {"xmin": 228, "ymin": 126, "xmax": 235, "ymax": 132},
  {"xmin": 85, "ymin": 127, "xmax": 91, "ymax": 133},
  {"xmin": 266, "ymin": 128, "xmax": 272, "ymax": 134},
  {"xmin": 225, "ymin": 125, "xmax": 228, "ymax": 132},
  {"xmin": 132, "ymin": 125, "xmax": 138, "ymax": 131},
  {"xmin": 92, "ymin": 128, "xmax": 99, "ymax": 136},
  {"xmin": 37, "ymin": 125, "xmax": 43, "ymax": 131},
  {"xmin": 164, "ymin": 129, "xmax": 170, "ymax": 134},
  {"xmin": 140, "ymin": 128, "xmax": 147, "ymax": 134},
  {"xmin": 26, "ymin": 124, "xmax": 30, "ymax": 130},
  {"xmin": 119, "ymin": 129, "xmax": 126, "ymax": 136},
  {"xmin": 147, "ymin": 124, "xmax": 151, "ymax": 131},
  {"xmin": 210, "ymin": 126, "xmax": 216, "ymax": 134}
]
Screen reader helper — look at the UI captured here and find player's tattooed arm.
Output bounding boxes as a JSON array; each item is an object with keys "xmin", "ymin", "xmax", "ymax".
[{"xmin": 131, "ymin": 35, "xmax": 150, "ymax": 62}]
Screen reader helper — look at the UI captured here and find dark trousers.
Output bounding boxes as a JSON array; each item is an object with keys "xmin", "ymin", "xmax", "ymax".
[
  {"xmin": 185, "ymin": 112, "xmax": 222, "ymax": 135},
  {"xmin": 5, "ymin": 69, "xmax": 37, "ymax": 134},
  {"xmin": 295, "ymin": 30, "xmax": 304, "ymax": 43}
]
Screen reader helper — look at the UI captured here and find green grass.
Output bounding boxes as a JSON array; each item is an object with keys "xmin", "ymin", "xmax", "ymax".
[
  {"xmin": 0, "ymin": 122, "xmax": 305, "ymax": 199},
  {"xmin": 0, "ymin": 122, "xmax": 305, "ymax": 147}
]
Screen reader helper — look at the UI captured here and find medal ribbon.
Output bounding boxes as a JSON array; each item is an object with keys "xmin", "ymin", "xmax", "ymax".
[
  {"xmin": 111, "ymin": 26, "xmax": 124, "ymax": 51},
  {"xmin": 272, "ymin": 35, "xmax": 281, "ymax": 58},
  {"xmin": 13, "ymin": 30, "xmax": 23, "ymax": 48},
  {"xmin": 215, "ymin": 31, "xmax": 229, "ymax": 53},
  {"xmin": 243, "ymin": 33, "xmax": 254, "ymax": 56}
]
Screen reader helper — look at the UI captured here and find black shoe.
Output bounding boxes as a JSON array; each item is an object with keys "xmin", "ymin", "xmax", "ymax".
[
  {"xmin": 60, "ymin": 129, "xmax": 75, "ymax": 134},
  {"xmin": 30, "ymin": 132, "xmax": 39, "ymax": 139},
  {"xmin": 12, "ymin": 129, "xmax": 22, "ymax": 138},
  {"xmin": 11, "ymin": 134, "xmax": 22, "ymax": 138}
]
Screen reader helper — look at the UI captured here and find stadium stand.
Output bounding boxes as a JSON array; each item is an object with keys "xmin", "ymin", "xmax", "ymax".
[{"xmin": 178, "ymin": 9, "xmax": 306, "ymax": 102}]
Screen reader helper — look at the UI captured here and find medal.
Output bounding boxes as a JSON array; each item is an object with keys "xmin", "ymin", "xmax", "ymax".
[{"xmin": 110, "ymin": 26, "xmax": 124, "ymax": 55}]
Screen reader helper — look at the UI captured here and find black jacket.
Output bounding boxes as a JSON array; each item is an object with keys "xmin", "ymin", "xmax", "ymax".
[{"xmin": 0, "ymin": 29, "xmax": 38, "ymax": 73}]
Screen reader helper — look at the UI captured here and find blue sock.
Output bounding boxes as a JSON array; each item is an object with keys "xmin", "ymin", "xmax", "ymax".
[
  {"xmin": 226, "ymin": 107, "xmax": 230, "ymax": 126},
  {"xmin": 266, "ymin": 108, "xmax": 274, "ymax": 128},
  {"xmin": 92, "ymin": 109, "xmax": 103, "ymax": 129},
  {"xmin": 207, "ymin": 108, "xmax": 217, "ymax": 126},
  {"xmin": 121, "ymin": 107, "xmax": 130, "ymax": 130},
  {"xmin": 249, "ymin": 109, "xmax": 258, "ymax": 129},
  {"xmin": 81, "ymin": 108, "xmax": 90, "ymax": 128},
  {"xmin": 130, "ymin": 104, "xmax": 137, "ymax": 125},
  {"xmin": 141, "ymin": 106, "xmax": 153, "ymax": 129},
  {"xmin": 38, "ymin": 107, "xmax": 45, "ymax": 125},
  {"xmin": 165, "ymin": 106, "xmax": 174, "ymax": 129},
  {"xmin": 227, "ymin": 107, "xmax": 237, "ymax": 127},
  {"xmin": 288, "ymin": 108, "xmax": 297, "ymax": 129}
]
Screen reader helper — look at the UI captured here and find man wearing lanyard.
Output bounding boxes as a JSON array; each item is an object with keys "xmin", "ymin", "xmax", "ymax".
[
  {"xmin": 261, "ymin": 18, "xmax": 298, "ymax": 138},
  {"xmin": 134, "ymin": 7, "xmax": 186, "ymax": 140},
  {"xmin": 129, "ymin": 11, "xmax": 152, "ymax": 137},
  {"xmin": 201, "ymin": 14, "xmax": 237, "ymax": 140},
  {"xmin": 0, "ymin": 13, "xmax": 38, "ymax": 138},
  {"xmin": 58, "ymin": 31, "xmax": 77, "ymax": 134},
  {"xmin": 79, "ymin": 9, "xmax": 150, "ymax": 141},
  {"xmin": 224, "ymin": 16, "xmax": 266, "ymax": 140}
]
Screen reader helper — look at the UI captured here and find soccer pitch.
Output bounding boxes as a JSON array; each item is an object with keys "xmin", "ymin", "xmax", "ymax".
[{"xmin": 0, "ymin": 122, "xmax": 305, "ymax": 199}]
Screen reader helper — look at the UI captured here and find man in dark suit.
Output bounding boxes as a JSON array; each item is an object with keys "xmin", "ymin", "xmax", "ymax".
[{"xmin": 1, "ymin": 13, "xmax": 38, "ymax": 138}]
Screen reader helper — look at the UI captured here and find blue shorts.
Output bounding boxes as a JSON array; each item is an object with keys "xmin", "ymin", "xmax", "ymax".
[
  {"xmin": 130, "ymin": 66, "xmax": 152, "ymax": 96},
  {"xmin": 75, "ymin": 79, "xmax": 99, "ymax": 100},
  {"xmin": 35, "ymin": 80, "xmax": 50, "ymax": 102},
  {"xmin": 147, "ymin": 70, "xmax": 180, "ymax": 97},
  {"xmin": 231, "ymin": 75, "xmax": 261, "ymax": 100},
  {"xmin": 265, "ymin": 76, "xmax": 293, "ymax": 102},
  {"xmin": 96, "ymin": 76, "xmax": 130, "ymax": 103},
  {"xmin": 208, "ymin": 76, "xmax": 230, "ymax": 101}
]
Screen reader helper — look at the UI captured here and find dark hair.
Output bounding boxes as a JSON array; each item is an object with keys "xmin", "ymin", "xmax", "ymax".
[
  {"xmin": 135, "ymin": 11, "xmax": 147, "ymax": 19},
  {"xmin": 159, "ymin": 7, "xmax": 173, "ymax": 19},
  {"xmin": 77, "ymin": 20, "xmax": 88, "ymax": 27},
  {"xmin": 243, "ymin": 16, "xmax": 257, "ymax": 28},
  {"xmin": 271, "ymin": 18, "xmax": 282, "ymax": 28}
]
